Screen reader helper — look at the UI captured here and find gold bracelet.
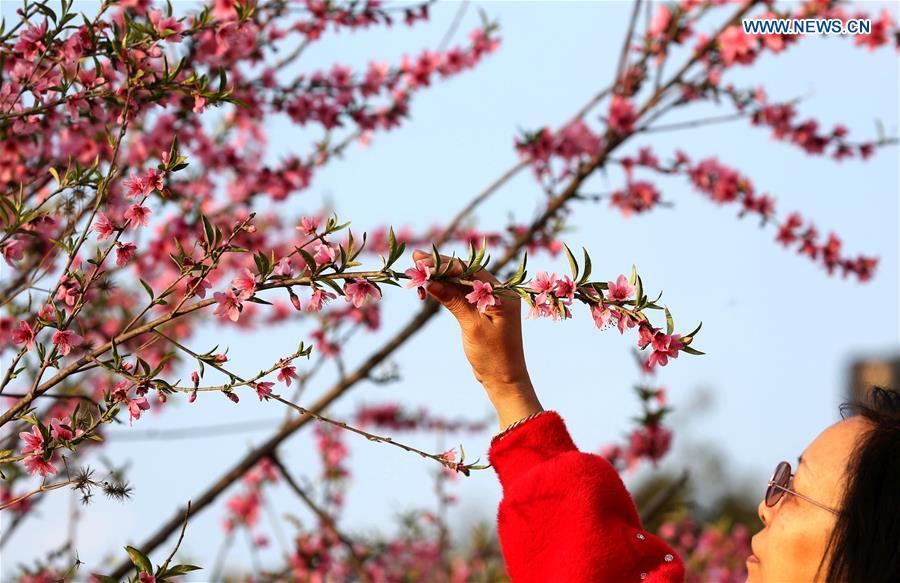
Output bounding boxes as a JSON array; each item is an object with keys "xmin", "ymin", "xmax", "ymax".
[{"xmin": 491, "ymin": 410, "xmax": 550, "ymax": 446}]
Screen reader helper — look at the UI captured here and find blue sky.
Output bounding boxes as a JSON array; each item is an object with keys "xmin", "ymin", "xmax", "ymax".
[{"xmin": 3, "ymin": 0, "xmax": 899, "ymax": 578}]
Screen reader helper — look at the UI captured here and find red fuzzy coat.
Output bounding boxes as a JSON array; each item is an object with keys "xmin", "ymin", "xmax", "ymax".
[{"xmin": 488, "ymin": 410, "xmax": 685, "ymax": 582}]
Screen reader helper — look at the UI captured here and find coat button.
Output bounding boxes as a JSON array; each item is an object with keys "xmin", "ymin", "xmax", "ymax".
[
  {"xmin": 640, "ymin": 573, "xmax": 648, "ymax": 580},
  {"xmin": 635, "ymin": 533, "xmax": 646, "ymax": 540},
  {"xmin": 664, "ymin": 554, "xmax": 674, "ymax": 562}
]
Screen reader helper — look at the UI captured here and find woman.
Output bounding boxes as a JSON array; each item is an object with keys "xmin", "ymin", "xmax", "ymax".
[{"xmin": 411, "ymin": 250, "xmax": 900, "ymax": 583}]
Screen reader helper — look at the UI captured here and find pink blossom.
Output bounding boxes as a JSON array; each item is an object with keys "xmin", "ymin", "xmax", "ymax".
[
  {"xmin": 116, "ymin": 242, "xmax": 137, "ymax": 266},
  {"xmin": 343, "ymin": 279, "xmax": 381, "ymax": 308},
  {"xmin": 11, "ymin": 320, "xmax": 35, "ymax": 350},
  {"xmin": 404, "ymin": 260, "xmax": 433, "ymax": 288},
  {"xmin": 128, "ymin": 397, "xmax": 150, "ymax": 424},
  {"xmin": 312, "ymin": 242, "xmax": 338, "ymax": 266},
  {"xmin": 638, "ymin": 323, "xmax": 656, "ymax": 349},
  {"xmin": 255, "ymin": 381, "xmax": 274, "ymax": 401},
  {"xmin": 613, "ymin": 309, "xmax": 638, "ymax": 334},
  {"xmin": 150, "ymin": 10, "xmax": 183, "ymax": 39},
  {"xmin": 23, "ymin": 454, "xmax": 57, "ymax": 477},
  {"xmin": 124, "ymin": 204, "xmax": 152, "ymax": 229},
  {"xmin": 138, "ymin": 572, "xmax": 156, "ymax": 583},
  {"xmin": 231, "ymin": 268, "xmax": 257, "ymax": 300},
  {"xmin": 93, "ymin": 212, "xmax": 115, "ymax": 241},
  {"xmin": 50, "ymin": 417, "xmax": 80, "ymax": 441},
  {"xmin": 52, "ymin": 329, "xmax": 82, "ymax": 356},
  {"xmin": 306, "ymin": 288, "xmax": 336, "ymax": 312},
  {"xmin": 649, "ymin": 5, "xmax": 671, "ymax": 39},
  {"xmin": 193, "ymin": 94, "xmax": 207, "ymax": 114},
  {"xmin": 627, "ymin": 424, "xmax": 673, "ymax": 466},
  {"xmin": 554, "ymin": 275, "xmax": 576, "ymax": 302},
  {"xmin": 187, "ymin": 276, "xmax": 211, "ymax": 298},
  {"xmin": 123, "ymin": 172, "xmax": 146, "ymax": 199},
  {"xmin": 607, "ymin": 274, "xmax": 635, "ymax": 302},
  {"xmin": 464, "ymin": 280, "xmax": 499, "ymax": 314},
  {"xmin": 531, "ymin": 271, "xmax": 557, "ymax": 295},
  {"xmin": 19, "ymin": 426, "xmax": 43, "ymax": 456},
  {"xmin": 298, "ymin": 216, "xmax": 320, "ymax": 235},
  {"xmin": 272, "ymin": 257, "xmax": 293, "ymax": 277},
  {"xmin": 1, "ymin": 238, "xmax": 24, "ymax": 266},
  {"xmin": 648, "ymin": 333, "xmax": 684, "ymax": 368},
  {"xmin": 213, "ymin": 289, "xmax": 242, "ymax": 322},
  {"xmin": 718, "ymin": 25, "xmax": 756, "ymax": 66},
  {"xmin": 608, "ymin": 96, "xmax": 637, "ymax": 135},
  {"xmin": 591, "ymin": 302, "xmax": 613, "ymax": 329},
  {"xmin": 14, "ymin": 19, "xmax": 47, "ymax": 59},
  {"xmin": 278, "ymin": 364, "xmax": 299, "ymax": 386}
]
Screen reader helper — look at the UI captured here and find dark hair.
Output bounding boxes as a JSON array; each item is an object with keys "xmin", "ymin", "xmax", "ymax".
[{"xmin": 819, "ymin": 386, "xmax": 900, "ymax": 583}]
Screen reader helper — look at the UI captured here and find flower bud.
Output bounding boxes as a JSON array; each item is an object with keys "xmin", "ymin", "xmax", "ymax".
[
  {"xmin": 417, "ymin": 286, "xmax": 426, "ymax": 301},
  {"xmin": 224, "ymin": 391, "xmax": 239, "ymax": 403},
  {"xmin": 192, "ymin": 371, "xmax": 200, "ymax": 388},
  {"xmin": 188, "ymin": 390, "xmax": 197, "ymax": 403},
  {"xmin": 289, "ymin": 289, "xmax": 302, "ymax": 311}
]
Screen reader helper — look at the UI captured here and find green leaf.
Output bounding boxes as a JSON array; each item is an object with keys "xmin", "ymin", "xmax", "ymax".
[
  {"xmin": 319, "ymin": 278, "xmax": 344, "ymax": 296},
  {"xmin": 503, "ymin": 251, "xmax": 528, "ymax": 287},
  {"xmin": 201, "ymin": 215, "xmax": 214, "ymax": 247},
  {"xmin": 682, "ymin": 321, "xmax": 703, "ymax": 343},
  {"xmin": 49, "ymin": 167, "xmax": 61, "ymax": 186},
  {"xmin": 125, "ymin": 546, "xmax": 153, "ymax": 574},
  {"xmin": 681, "ymin": 345, "xmax": 705, "ymax": 356},
  {"xmin": 464, "ymin": 237, "xmax": 486, "ymax": 276},
  {"xmin": 298, "ymin": 249, "xmax": 318, "ymax": 275},
  {"xmin": 139, "ymin": 279, "xmax": 154, "ymax": 300},
  {"xmin": 161, "ymin": 564, "xmax": 202, "ymax": 578},
  {"xmin": 431, "ymin": 244, "xmax": 442, "ymax": 275},
  {"xmin": 664, "ymin": 306, "xmax": 674, "ymax": 335},
  {"xmin": 578, "ymin": 247, "xmax": 592, "ymax": 285},
  {"xmin": 91, "ymin": 574, "xmax": 119, "ymax": 583},
  {"xmin": 245, "ymin": 296, "xmax": 273, "ymax": 305},
  {"xmin": 634, "ymin": 274, "xmax": 643, "ymax": 308},
  {"xmin": 563, "ymin": 244, "xmax": 578, "ymax": 280},
  {"xmin": 388, "ymin": 227, "xmax": 397, "ymax": 259}
]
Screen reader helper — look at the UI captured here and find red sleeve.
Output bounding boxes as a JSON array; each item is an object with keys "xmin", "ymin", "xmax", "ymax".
[{"xmin": 488, "ymin": 410, "xmax": 685, "ymax": 583}]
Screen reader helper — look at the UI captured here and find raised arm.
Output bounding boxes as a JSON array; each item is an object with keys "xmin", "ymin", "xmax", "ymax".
[{"xmin": 412, "ymin": 250, "xmax": 685, "ymax": 583}]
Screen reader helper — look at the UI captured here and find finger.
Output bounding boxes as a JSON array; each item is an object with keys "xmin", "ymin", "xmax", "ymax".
[
  {"xmin": 411, "ymin": 250, "xmax": 477, "ymax": 319},
  {"xmin": 412, "ymin": 249, "xmax": 500, "ymax": 285}
]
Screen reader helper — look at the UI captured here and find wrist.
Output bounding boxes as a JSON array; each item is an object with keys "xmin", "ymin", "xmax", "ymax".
[{"xmin": 484, "ymin": 380, "xmax": 543, "ymax": 429}]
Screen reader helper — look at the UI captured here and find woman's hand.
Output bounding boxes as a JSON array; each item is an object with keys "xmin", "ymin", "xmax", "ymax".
[{"xmin": 411, "ymin": 250, "xmax": 543, "ymax": 429}]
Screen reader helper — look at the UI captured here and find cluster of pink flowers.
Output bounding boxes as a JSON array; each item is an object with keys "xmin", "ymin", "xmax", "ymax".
[
  {"xmin": 18, "ymin": 426, "xmax": 57, "ymax": 477},
  {"xmin": 515, "ymin": 120, "xmax": 603, "ymax": 182},
  {"xmin": 715, "ymin": 7, "xmax": 897, "ymax": 71},
  {"xmin": 610, "ymin": 181, "xmax": 662, "ymax": 217},
  {"xmin": 526, "ymin": 271, "xmax": 576, "ymax": 320},
  {"xmin": 314, "ymin": 422, "xmax": 350, "ymax": 508},
  {"xmin": 599, "ymin": 385, "xmax": 672, "ymax": 472},
  {"xmin": 112, "ymin": 380, "xmax": 152, "ymax": 424},
  {"xmin": 659, "ymin": 517, "xmax": 753, "ymax": 583},
  {"xmin": 223, "ymin": 458, "xmax": 279, "ymax": 533},
  {"xmin": 615, "ymin": 149, "xmax": 879, "ymax": 282},
  {"xmin": 355, "ymin": 402, "xmax": 489, "ymax": 433}
]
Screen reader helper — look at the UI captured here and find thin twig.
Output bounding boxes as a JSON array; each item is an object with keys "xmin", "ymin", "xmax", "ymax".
[{"xmin": 271, "ymin": 454, "xmax": 374, "ymax": 583}]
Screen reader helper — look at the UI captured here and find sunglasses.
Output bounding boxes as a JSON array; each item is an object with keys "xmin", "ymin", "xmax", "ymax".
[{"xmin": 765, "ymin": 460, "xmax": 839, "ymax": 516}]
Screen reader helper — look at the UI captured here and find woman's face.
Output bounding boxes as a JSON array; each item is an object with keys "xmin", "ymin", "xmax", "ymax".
[{"xmin": 746, "ymin": 416, "xmax": 870, "ymax": 583}]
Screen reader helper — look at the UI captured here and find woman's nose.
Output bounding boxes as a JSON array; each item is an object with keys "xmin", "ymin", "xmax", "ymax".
[{"xmin": 757, "ymin": 499, "xmax": 770, "ymax": 526}]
